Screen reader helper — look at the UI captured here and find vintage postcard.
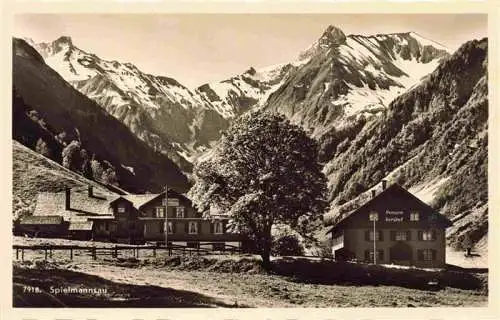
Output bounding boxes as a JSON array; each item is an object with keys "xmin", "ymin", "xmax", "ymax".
[{"xmin": 2, "ymin": 1, "xmax": 499, "ymax": 319}]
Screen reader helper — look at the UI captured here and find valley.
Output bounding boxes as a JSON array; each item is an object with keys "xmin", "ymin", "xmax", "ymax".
[{"xmin": 13, "ymin": 24, "xmax": 488, "ymax": 256}]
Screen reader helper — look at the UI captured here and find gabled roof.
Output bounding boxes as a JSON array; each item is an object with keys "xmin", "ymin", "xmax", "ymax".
[
  {"xmin": 32, "ymin": 187, "xmax": 193, "ymax": 222},
  {"xmin": 122, "ymin": 194, "xmax": 161, "ymax": 208},
  {"xmin": 327, "ymin": 183, "xmax": 452, "ymax": 233},
  {"xmin": 20, "ymin": 215, "xmax": 64, "ymax": 225},
  {"xmin": 126, "ymin": 189, "xmax": 192, "ymax": 209}
]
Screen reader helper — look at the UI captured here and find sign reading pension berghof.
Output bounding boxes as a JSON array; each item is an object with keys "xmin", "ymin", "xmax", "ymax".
[
  {"xmin": 385, "ymin": 210, "xmax": 404, "ymax": 222},
  {"xmin": 163, "ymin": 198, "xmax": 180, "ymax": 206}
]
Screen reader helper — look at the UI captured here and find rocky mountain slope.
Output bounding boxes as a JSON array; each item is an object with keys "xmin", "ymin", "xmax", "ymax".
[
  {"xmin": 13, "ymin": 38, "xmax": 190, "ymax": 194},
  {"xmin": 263, "ymin": 26, "xmax": 450, "ymax": 138},
  {"xmin": 27, "ymin": 26, "xmax": 449, "ymax": 170},
  {"xmin": 320, "ymin": 38, "xmax": 488, "ymax": 250},
  {"xmin": 26, "ymin": 37, "xmax": 305, "ymax": 168}
]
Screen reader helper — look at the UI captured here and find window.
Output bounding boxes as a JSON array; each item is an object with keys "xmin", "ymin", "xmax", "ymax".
[
  {"xmin": 160, "ymin": 221, "xmax": 174, "ymax": 233},
  {"xmin": 99, "ymin": 222, "xmax": 108, "ymax": 231},
  {"xmin": 373, "ymin": 230, "xmax": 380, "ymax": 241},
  {"xmin": 364, "ymin": 250, "xmax": 384, "ymax": 262},
  {"xmin": 214, "ymin": 221, "xmax": 224, "ymax": 234},
  {"xmin": 410, "ymin": 212, "xmax": 420, "ymax": 221},
  {"xmin": 176, "ymin": 207, "xmax": 185, "ymax": 218},
  {"xmin": 155, "ymin": 207, "xmax": 165, "ymax": 218},
  {"xmin": 395, "ymin": 231, "xmax": 408, "ymax": 241},
  {"xmin": 369, "ymin": 212, "xmax": 379, "ymax": 221},
  {"xmin": 365, "ymin": 230, "xmax": 383, "ymax": 241},
  {"xmin": 117, "ymin": 204, "xmax": 126, "ymax": 213},
  {"xmin": 188, "ymin": 221, "xmax": 198, "ymax": 234},
  {"xmin": 421, "ymin": 230, "xmax": 435, "ymax": 241},
  {"xmin": 420, "ymin": 249, "xmax": 436, "ymax": 261}
]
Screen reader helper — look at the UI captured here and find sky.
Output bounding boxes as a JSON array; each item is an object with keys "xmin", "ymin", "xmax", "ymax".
[{"xmin": 14, "ymin": 14, "xmax": 487, "ymax": 89}]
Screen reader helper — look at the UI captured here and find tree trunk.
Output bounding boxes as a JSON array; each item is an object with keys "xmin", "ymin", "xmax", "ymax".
[
  {"xmin": 260, "ymin": 224, "xmax": 273, "ymax": 270},
  {"xmin": 261, "ymin": 249, "xmax": 271, "ymax": 270}
]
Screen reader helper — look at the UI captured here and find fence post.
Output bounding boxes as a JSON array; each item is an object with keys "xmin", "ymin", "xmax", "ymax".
[
  {"xmin": 153, "ymin": 247, "xmax": 156, "ymax": 257},
  {"xmin": 21, "ymin": 249, "xmax": 24, "ymax": 261},
  {"xmin": 16, "ymin": 248, "xmax": 19, "ymax": 260},
  {"xmin": 92, "ymin": 248, "xmax": 97, "ymax": 260},
  {"xmin": 136, "ymin": 248, "xmax": 139, "ymax": 258},
  {"xmin": 50, "ymin": 248, "xmax": 53, "ymax": 259},
  {"xmin": 114, "ymin": 245, "xmax": 118, "ymax": 258},
  {"xmin": 44, "ymin": 248, "xmax": 48, "ymax": 261},
  {"xmin": 70, "ymin": 248, "xmax": 73, "ymax": 260}
]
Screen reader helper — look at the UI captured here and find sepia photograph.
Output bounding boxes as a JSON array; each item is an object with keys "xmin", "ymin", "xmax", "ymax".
[{"xmin": 7, "ymin": 8, "xmax": 493, "ymax": 313}]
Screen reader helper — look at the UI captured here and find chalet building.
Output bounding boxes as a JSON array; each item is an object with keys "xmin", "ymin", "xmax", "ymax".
[
  {"xmin": 327, "ymin": 181, "xmax": 452, "ymax": 269},
  {"xmin": 17, "ymin": 186, "xmax": 245, "ymax": 249}
]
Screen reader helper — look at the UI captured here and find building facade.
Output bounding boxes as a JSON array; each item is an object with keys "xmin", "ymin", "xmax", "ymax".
[
  {"xmin": 328, "ymin": 182, "xmax": 452, "ymax": 268},
  {"xmin": 18, "ymin": 186, "xmax": 245, "ymax": 249}
]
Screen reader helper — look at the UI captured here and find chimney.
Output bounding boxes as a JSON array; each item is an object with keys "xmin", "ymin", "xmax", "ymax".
[
  {"xmin": 382, "ymin": 179, "xmax": 387, "ymax": 190},
  {"xmin": 371, "ymin": 190, "xmax": 376, "ymax": 198},
  {"xmin": 88, "ymin": 185, "xmax": 93, "ymax": 198},
  {"xmin": 65, "ymin": 187, "xmax": 71, "ymax": 210}
]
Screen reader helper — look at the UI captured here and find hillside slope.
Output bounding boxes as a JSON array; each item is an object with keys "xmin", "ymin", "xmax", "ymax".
[
  {"xmin": 12, "ymin": 140, "xmax": 118, "ymax": 221},
  {"xmin": 28, "ymin": 36, "xmax": 229, "ymax": 168},
  {"xmin": 322, "ymin": 38, "xmax": 488, "ymax": 249},
  {"xmin": 13, "ymin": 38, "xmax": 189, "ymax": 194}
]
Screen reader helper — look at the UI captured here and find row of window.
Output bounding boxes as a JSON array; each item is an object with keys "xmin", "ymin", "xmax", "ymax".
[
  {"xmin": 364, "ymin": 249, "xmax": 437, "ymax": 262},
  {"xmin": 118, "ymin": 205, "xmax": 187, "ymax": 218},
  {"xmin": 365, "ymin": 229, "xmax": 437, "ymax": 241},
  {"xmin": 155, "ymin": 206, "xmax": 185, "ymax": 218},
  {"xmin": 159, "ymin": 221, "xmax": 224, "ymax": 235}
]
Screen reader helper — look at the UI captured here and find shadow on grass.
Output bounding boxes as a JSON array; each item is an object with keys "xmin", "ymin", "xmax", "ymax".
[
  {"xmin": 13, "ymin": 266, "xmax": 242, "ymax": 308},
  {"xmin": 269, "ymin": 257, "xmax": 488, "ymax": 292},
  {"xmin": 445, "ymin": 263, "xmax": 488, "ymax": 274}
]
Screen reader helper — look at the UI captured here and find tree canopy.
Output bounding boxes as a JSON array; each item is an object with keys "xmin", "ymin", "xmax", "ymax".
[{"xmin": 189, "ymin": 111, "xmax": 328, "ymax": 267}]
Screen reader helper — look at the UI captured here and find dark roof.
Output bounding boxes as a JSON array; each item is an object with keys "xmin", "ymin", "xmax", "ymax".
[
  {"xmin": 127, "ymin": 189, "xmax": 192, "ymax": 209},
  {"xmin": 20, "ymin": 215, "xmax": 63, "ymax": 225},
  {"xmin": 33, "ymin": 189, "xmax": 117, "ymax": 219},
  {"xmin": 32, "ymin": 188, "xmax": 194, "ymax": 222},
  {"xmin": 327, "ymin": 183, "xmax": 452, "ymax": 233},
  {"xmin": 68, "ymin": 221, "xmax": 93, "ymax": 231}
]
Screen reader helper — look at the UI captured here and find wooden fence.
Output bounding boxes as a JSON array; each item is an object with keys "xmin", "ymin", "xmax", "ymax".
[{"xmin": 13, "ymin": 243, "xmax": 242, "ymax": 261}]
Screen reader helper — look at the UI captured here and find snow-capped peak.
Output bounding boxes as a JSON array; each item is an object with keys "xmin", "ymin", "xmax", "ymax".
[
  {"xmin": 54, "ymin": 35, "xmax": 73, "ymax": 46},
  {"xmin": 319, "ymin": 25, "xmax": 347, "ymax": 46}
]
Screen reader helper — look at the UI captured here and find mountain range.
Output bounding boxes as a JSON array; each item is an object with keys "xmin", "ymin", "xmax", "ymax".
[
  {"xmin": 24, "ymin": 27, "xmax": 448, "ymax": 168},
  {"xmin": 13, "ymin": 38, "xmax": 190, "ymax": 196},
  {"xmin": 15, "ymin": 25, "xmax": 488, "ymax": 250}
]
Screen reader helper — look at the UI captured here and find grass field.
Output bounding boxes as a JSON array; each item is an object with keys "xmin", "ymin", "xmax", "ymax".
[{"xmin": 13, "ymin": 253, "xmax": 488, "ymax": 308}]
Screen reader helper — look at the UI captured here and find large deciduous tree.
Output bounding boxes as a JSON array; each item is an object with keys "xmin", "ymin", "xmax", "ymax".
[{"xmin": 189, "ymin": 111, "xmax": 328, "ymax": 268}]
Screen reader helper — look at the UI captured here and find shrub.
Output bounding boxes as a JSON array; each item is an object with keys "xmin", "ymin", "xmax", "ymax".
[{"xmin": 272, "ymin": 235, "xmax": 304, "ymax": 257}]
